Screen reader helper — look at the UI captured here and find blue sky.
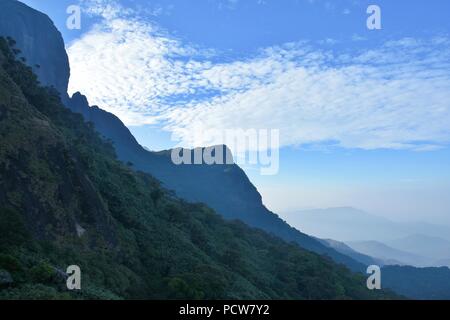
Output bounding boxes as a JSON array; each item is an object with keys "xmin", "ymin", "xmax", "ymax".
[{"xmin": 19, "ymin": 0, "xmax": 450, "ymax": 224}]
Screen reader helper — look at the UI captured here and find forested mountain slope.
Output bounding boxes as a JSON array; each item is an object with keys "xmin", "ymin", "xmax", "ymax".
[{"xmin": 0, "ymin": 38, "xmax": 394, "ymax": 300}]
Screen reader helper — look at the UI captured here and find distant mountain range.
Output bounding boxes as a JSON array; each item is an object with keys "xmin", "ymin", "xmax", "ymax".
[
  {"xmin": 283, "ymin": 207, "xmax": 450, "ymax": 242},
  {"xmin": 317, "ymin": 238, "xmax": 381, "ymax": 266},
  {"xmin": 284, "ymin": 207, "xmax": 450, "ymax": 267},
  {"xmin": 347, "ymin": 240, "xmax": 429, "ymax": 267},
  {"xmin": 387, "ymin": 234, "xmax": 450, "ymax": 265}
]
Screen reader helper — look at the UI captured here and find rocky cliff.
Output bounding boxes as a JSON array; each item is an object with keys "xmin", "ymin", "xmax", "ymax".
[{"xmin": 0, "ymin": 0, "xmax": 70, "ymax": 97}]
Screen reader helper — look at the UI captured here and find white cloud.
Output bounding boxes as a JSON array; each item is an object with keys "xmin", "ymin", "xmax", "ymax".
[
  {"xmin": 342, "ymin": 8, "xmax": 351, "ymax": 15},
  {"xmin": 68, "ymin": 1, "xmax": 450, "ymax": 151}
]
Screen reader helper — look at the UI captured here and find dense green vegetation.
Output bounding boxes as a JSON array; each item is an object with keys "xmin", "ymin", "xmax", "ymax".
[{"xmin": 0, "ymin": 37, "xmax": 397, "ymax": 300}]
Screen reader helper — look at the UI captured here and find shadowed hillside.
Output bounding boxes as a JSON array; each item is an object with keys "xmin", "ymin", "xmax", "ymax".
[{"xmin": 0, "ymin": 37, "xmax": 395, "ymax": 300}]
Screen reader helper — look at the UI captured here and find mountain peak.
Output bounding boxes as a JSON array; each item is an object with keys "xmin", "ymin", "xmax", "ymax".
[{"xmin": 0, "ymin": 0, "xmax": 70, "ymax": 97}]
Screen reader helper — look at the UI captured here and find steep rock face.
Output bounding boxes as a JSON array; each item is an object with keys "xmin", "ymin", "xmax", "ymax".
[{"xmin": 0, "ymin": 0, "xmax": 70, "ymax": 97}]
